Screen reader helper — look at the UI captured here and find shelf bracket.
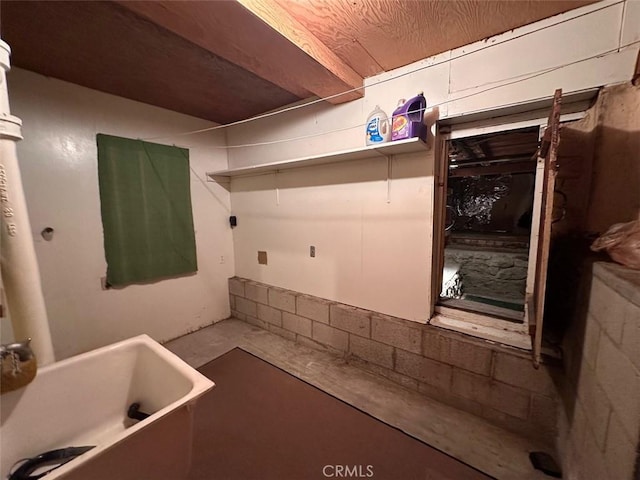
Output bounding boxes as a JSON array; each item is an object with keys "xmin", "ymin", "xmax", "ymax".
[{"xmin": 387, "ymin": 155, "xmax": 394, "ymax": 204}]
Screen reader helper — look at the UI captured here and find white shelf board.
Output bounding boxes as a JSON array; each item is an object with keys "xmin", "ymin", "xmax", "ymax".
[{"xmin": 206, "ymin": 137, "xmax": 428, "ymax": 180}]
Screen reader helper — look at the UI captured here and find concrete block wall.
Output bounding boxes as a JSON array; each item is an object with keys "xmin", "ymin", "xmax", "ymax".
[
  {"xmin": 229, "ymin": 277, "xmax": 560, "ymax": 444},
  {"xmin": 559, "ymin": 262, "xmax": 640, "ymax": 480}
]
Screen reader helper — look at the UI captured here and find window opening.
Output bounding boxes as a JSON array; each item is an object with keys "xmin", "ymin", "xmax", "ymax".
[{"xmin": 438, "ymin": 126, "xmax": 541, "ymax": 322}]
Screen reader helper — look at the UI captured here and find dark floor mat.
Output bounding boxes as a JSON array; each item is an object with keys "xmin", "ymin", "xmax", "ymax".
[{"xmin": 189, "ymin": 348, "xmax": 495, "ymax": 480}]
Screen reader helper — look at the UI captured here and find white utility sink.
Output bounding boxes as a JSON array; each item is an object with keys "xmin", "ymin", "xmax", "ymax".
[{"xmin": 0, "ymin": 334, "xmax": 214, "ymax": 479}]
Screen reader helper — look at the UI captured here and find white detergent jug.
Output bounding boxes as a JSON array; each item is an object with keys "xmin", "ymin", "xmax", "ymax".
[{"xmin": 365, "ymin": 105, "xmax": 391, "ymax": 145}]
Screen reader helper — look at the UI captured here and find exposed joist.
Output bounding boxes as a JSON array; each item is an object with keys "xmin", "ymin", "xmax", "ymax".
[
  {"xmin": 118, "ymin": 0, "xmax": 363, "ymax": 105},
  {"xmin": 449, "ymin": 160, "xmax": 537, "ymax": 178},
  {"xmin": 3, "ymin": 1, "xmax": 299, "ymax": 124},
  {"xmin": 236, "ymin": 0, "xmax": 363, "ymax": 103}
]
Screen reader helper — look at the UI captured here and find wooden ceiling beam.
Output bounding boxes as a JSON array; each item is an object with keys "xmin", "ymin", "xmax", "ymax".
[
  {"xmin": 117, "ymin": 0, "xmax": 363, "ymax": 105},
  {"xmin": 449, "ymin": 160, "xmax": 537, "ymax": 178},
  {"xmin": 2, "ymin": 1, "xmax": 299, "ymax": 124},
  {"xmin": 235, "ymin": 0, "xmax": 363, "ymax": 103}
]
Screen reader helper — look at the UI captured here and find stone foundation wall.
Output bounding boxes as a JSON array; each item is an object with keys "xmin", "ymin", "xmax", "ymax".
[
  {"xmin": 444, "ymin": 247, "xmax": 529, "ymax": 300},
  {"xmin": 229, "ymin": 277, "xmax": 560, "ymax": 445}
]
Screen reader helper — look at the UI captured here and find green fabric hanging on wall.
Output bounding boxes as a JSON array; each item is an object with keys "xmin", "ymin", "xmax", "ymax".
[{"xmin": 97, "ymin": 134, "xmax": 197, "ymax": 287}]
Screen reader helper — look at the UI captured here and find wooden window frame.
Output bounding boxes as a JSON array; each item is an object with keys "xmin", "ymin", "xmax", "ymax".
[{"xmin": 430, "ymin": 91, "xmax": 563, "ymax": 365}]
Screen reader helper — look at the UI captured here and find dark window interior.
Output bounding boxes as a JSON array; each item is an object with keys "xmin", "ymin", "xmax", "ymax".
[{"xmin": 439, "ymin": 126, "xmax": 540, "ymax": 321}]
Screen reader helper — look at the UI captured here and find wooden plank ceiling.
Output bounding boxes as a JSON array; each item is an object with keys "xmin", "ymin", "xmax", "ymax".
[
  {"xmin": 448, "ymin": 127, "xmax": 541, "ymax": 177},
  {"xmin": 1, "ymin": 0, "xmax": 595, "ymax": 125}
]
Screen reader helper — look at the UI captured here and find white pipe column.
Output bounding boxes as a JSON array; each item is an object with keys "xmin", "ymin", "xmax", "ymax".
[{"xmin": 0, "ymin": 39, "xmax": 55, "ymax": 365}]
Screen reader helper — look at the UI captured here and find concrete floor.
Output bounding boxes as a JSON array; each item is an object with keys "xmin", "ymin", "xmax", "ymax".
[{"xmin": 165, "ymin": 318, "xmax": 552, "ymax": 480}]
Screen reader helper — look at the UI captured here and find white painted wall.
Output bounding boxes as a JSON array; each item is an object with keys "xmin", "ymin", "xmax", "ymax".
[
  {"xmin": 226, "ymin": 0, "xmax": 640, "ymax": 321},
  {"xmin": 231, "ymin": 151, "xmax": 434, "ymax": 321},
  {"xmin": 3, "ymin": 69, "xmax": 233, "ymax": 360}
]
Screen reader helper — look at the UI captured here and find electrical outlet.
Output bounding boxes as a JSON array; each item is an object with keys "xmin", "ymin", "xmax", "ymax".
[
  {"xmin": 220, "ymin": 255, "xmax": 225, "ymax": 264},
  {"xmin": 310, "ymin": 246, "xmax": 316, "ymax": 257},
  {"xmin": 258, "ymin": 251, "xmax": 268, "ymax": 265}
]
